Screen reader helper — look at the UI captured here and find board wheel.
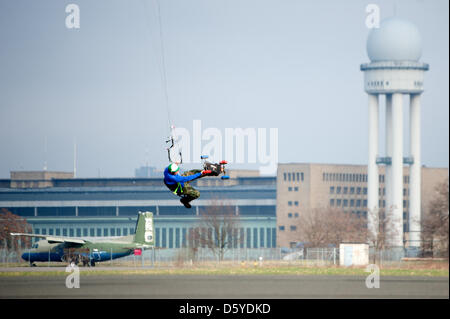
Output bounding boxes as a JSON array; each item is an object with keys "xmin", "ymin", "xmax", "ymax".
[{"xmin": 221, "ymin": 175, "xmax": 230, "ymax": 180}]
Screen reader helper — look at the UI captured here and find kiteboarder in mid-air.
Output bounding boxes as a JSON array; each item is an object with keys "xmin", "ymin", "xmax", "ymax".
[{"xmin": 163, "ymin": 157, "xmax": 229, "ymax": 208}]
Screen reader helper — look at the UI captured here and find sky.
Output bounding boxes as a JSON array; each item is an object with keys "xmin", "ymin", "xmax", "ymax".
[{"xmin": 0, "ymin": 0, "xmax": 448, "ymax": 178}]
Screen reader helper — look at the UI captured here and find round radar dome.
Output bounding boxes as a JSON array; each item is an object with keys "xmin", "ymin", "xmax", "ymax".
[{"xmin": 366, "ymin": 17, "xmax": 422, "ymax": 62}]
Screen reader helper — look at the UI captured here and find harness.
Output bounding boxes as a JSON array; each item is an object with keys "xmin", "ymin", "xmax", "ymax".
[{"xmin": 164, "ymin": 180, "xmax": 183, "ymax": 196}]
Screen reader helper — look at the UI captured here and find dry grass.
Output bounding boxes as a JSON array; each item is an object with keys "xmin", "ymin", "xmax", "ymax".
[{"xmin": 0, "ymin": 259, "xmax": 448, "ymax": 277}]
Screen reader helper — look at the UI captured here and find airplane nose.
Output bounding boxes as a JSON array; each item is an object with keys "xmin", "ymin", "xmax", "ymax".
[{"xmin": 21, "ymin": 252, "xmax": 29, "ymax": 261}]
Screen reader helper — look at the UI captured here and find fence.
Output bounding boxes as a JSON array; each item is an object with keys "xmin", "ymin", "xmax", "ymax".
[{"xmin": 1, "ymin": 247, "xmax": 445, "ymax": 267}]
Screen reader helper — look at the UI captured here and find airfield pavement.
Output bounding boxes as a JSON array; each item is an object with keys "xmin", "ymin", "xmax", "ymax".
[{"xmin": 0, "ymin": 266, "xmax": 448, "ymax": 298}]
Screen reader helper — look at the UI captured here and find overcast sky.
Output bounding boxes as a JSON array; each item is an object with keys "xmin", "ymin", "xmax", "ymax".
[{"xmin": 0, "ymin": 0, "xmax": 448, "ymax": 178}]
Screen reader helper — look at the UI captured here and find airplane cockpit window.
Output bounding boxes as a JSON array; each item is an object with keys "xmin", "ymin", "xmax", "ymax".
[{"xmin": 32, "ymin": 244, "xmax": 38, "ymax": 249}]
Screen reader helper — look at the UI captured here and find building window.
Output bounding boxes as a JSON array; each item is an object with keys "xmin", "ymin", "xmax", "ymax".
[
  {"xmin": 96, "ymin": 228, "xmax": 101, "ymax": 237},
  {"xmin": 110, "ymin": 228, "xmax": 115, "ymax": 236},
  {"xmin": 288, "ymin": 201, "xmax": 292, "ymax": 206},
  {"xmin": 272, "ymin": 228, "xmax": 276, "ymax": 247},
  {"xmin": 356, "ymin": 199, "xmax": 361, "ymax": 207},
  {"xmin": 343, "ymin": 200, "xmax": 348, "ymax": 207},
  {"xmin": 123, "ymin": 228, "xmax": 128, "ymax": 236},
  {"xmin": 357, "ymin": 187, "xmax": 361, "ymax": 194},
  {"xmin": 337, "ymin": 199, "xmax": 342, "ymax": 206},
  {"xmin": 294, "ymin": 187, "xmax": 298, "ymax": 191},
  {"xmin": 155, "ymin": 228, "xmax": 160, "ymax": 247},
  {"xmin": 350, "ymin": 187, "xmax": 355, "ymax": 194},
  {"xmin": 330, "ymin": 186, "xmax": 335, "ymax": 194},
  {"xmin": 175, "ymin": 228, "xmax": 180, "ymax": 248},
  {"xmin": 162, "ymin": 228, "xmax": 167, "ymax": 248},
  {"xmin": 288, "ymin": 213, "xmax": 292, "ymax": 218},
  {"xmin": 294, "ymin": 201, "xmax": 299, "ymax": 206},
  {"xmin": 288, "ymin": 187, "xmax": 292, "ymax": 191},
  {"xmin": 330, "ymin": 199, "xmax": 335, "ymax": 206},
  {"xmin": 169, "ymin": 228, "xmax": 174, "ymax": 249},
  {"xmin": 288, "ymin": 173, "xmax": 291, "ymax": 181},
  {"xmin": 182, "ymin": 228, "xmax": 187, "ymax": 248},
  {"xmin": 301, "ymin": 172, "xmax": 304, "ymax": 181},
  {"xmin": 279, "ymin": 226, "xmax": 285, "ymax": 231},
  {"xmin": 343, "ymin": 187, "xmax": 348, "ymax": 194},
  {"xmin": 294, "ymin": 213, "xmax": 299, "ymax": 218},
  {"xmin": 284, "ymin": 173, "xmax": 287, "ymax": 181},
  {"xmin": 260, "ymin": 228, "xmax": 265, "ymax": 248},
  {"xmin": 350, "ymin": 199, "xmax": 355, "ymax": 207},
  {"xmin": 56, "ymin": 229, "xmax": 61, "ymax": 236},
  {"xmin": 363, "ymin": 200, "xmax": 367, "ymax": 207},
  {"xmin": 290, "ymin": 225, "xmax": 297, "ymax": 231},
  {"xmin": 239, "ymin": 228, "xmax": 244, "ymax": 249},
  {"xmin": 337, "ymin": 187, "xmax": 341, "ymax": 194},
  {"xmin": 246, "ymin": 228, "xmax": 252, "ymax": 248},
  {"xmin": 253, "ymin": 228, "xmax": 258, "ymax": 248},
  {"xmin": 83, "ymin": 228, "xmax": 88, "ymax": 236},
  {"xmin": 363, "ymin": 188, "xmax": 367, "ymax": 195},
  {"xmin": 103, "ymin": 228, "xmax": 108, "ymax": 237},
  {"xmin": 266, "ymin": 228, "xmax": 271, "ymax": 248}
]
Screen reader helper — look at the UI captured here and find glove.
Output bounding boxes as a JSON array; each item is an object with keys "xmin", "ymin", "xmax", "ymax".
[{"xmin": 202, "ymin": 170, "xmax": 212, "ymax": 175}]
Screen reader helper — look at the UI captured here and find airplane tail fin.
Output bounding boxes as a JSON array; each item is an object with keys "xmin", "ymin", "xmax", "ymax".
[{"xmin": 133, "ymin": 211, "xmax": 155, "ymax": 246}]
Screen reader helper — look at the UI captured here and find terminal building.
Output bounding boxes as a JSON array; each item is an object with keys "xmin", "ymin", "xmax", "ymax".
[
  {"xmin": 0, "ymin": 170, "xmax": 277, "ymax": 250},
  {"xmin": 276, "ymin": 163, "xmax": 448, "ymax": 248}
]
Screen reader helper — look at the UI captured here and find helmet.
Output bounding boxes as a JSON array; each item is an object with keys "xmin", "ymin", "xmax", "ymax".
[{"xmin": 168, "ymin": 163, "xmax": 179, "ymax": 173}]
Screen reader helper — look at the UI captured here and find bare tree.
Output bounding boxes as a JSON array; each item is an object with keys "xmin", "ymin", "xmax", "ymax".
[
  {"xmin": 421, "ymin": 179, "xmax": 449, "ymax": 257},
  {"xmin": 367, "ymin": 207, "xmax": 403, "ymax": 263},
  {"xmin": 296, "ymin": 207, "xmax": 367, "ymax": 248},
  {"xmin": 0, "ymin": 208, "xmax": 32, "ymax": 251},
  {"xmin": 189, "ymin": 200, "xmax": 242, "ymax": 261}
]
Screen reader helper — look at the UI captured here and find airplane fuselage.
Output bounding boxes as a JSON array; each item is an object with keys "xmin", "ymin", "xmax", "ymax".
[{"xmin": 22, "ymin": 239, "xmax": 136, "ymax": 264}]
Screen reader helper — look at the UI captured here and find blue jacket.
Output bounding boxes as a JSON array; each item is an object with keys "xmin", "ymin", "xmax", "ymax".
[{"xmin": 163, "ymin": 167, "xmax": 202, "ymax": 188}]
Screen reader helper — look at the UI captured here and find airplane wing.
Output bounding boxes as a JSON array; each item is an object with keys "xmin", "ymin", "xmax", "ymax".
[{"xmin": 10, "ymin": 233, "xmax": 87, "ymax": 245}]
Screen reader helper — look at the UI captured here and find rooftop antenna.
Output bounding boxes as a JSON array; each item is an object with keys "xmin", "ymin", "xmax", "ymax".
[
  {"xmin": 43, "ymin": 136, "xmax": 48, "ymax": 171},
  {"xmin": 73, "ymin": 137, "xmax": 77, "ymax": 178}
]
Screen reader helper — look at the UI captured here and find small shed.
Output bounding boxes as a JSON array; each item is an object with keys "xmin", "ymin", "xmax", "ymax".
[{"xmin": 339, "ymin": 243, "xmax": 369, "ymax": 266}]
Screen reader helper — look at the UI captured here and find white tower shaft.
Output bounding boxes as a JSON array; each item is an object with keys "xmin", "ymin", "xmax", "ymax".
[
  {"xmin": 390, "ymin": 93, "xmax": 404, "ymax": 247},
  {"xmin": 409, "ymin": 94, "xmax": 421, "ymax": 247},
  {"xmin": 367, "ymin": 94, "xmax": 379, "ymax": 242},
  {"xmin": 385, "ymin": 95, "xmax": 393, "ymax": 216}
]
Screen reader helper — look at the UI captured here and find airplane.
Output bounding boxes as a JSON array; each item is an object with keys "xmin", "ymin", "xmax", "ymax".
[{"xmin": 10, "ymin": 211, "xmax": 154, "ymax": 267}]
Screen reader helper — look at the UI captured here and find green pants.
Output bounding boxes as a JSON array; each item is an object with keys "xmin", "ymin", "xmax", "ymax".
[{"xmin": 181, "ymin": 170, "xmax": 202, "ymax": 201}]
